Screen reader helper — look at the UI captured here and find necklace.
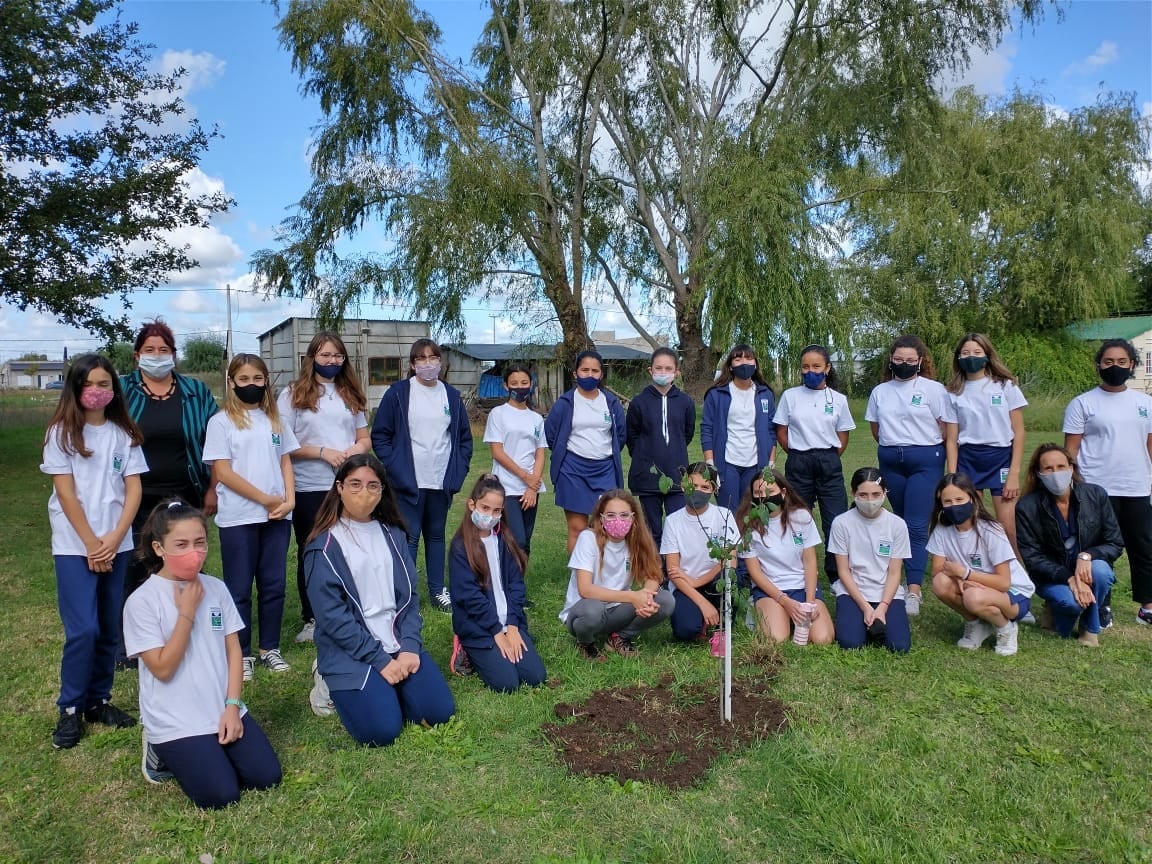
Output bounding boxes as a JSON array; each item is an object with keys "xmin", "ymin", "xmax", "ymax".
[{"xmin": 142, "ymin": 377, "xmax": 176, "ymax": 401}]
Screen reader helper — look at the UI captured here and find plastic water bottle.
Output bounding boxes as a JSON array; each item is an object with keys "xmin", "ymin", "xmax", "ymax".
[{"xmin": 793, "ymin": 602, "xmax": 816, "ymax": 646}]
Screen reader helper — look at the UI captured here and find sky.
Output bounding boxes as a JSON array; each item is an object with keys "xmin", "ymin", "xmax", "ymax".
[{"xmin": 1, "ymin": 0, "xmax": 1149, "ymax": 362}]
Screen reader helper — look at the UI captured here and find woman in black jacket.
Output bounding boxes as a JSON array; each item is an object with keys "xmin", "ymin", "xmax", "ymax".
[{"xmin": 1015, "ymin": 443, "xmax": 1123, "ymax": 646}]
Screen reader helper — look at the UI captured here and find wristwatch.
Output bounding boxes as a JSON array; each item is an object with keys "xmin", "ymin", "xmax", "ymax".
[{"xmin": 1077, "ymin": 553, "xmax": 1092, "ymax": 562}]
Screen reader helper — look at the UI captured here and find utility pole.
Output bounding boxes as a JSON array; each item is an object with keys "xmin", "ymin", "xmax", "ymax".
[
  {"xmin": 489, "ymin": 314, "xmax": 498, "ymax": 344},
  {"xmin": 225, "ymin": 283, "xmax": 233, "ymax": 363}
]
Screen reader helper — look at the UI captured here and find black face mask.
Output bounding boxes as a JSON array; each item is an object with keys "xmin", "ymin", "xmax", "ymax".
[
  {"xmin": 233, "ymin": 384, "xmax": 267, "ymax": 405},
  {"xmin": 889, "ymin": 361, "xmax": 919, "ymax": 380},
  {"xmin": 1099, "ymin": 365, "xmax": 1132, "ymax": 387},
  {"xmin": 767, "ymin": 493, "xmax": 785, "ymax": 508}
]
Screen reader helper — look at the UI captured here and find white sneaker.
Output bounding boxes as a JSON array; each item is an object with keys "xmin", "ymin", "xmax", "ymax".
[
  {"xmin": 905, "ymin": 591, "xmax": 921, "ymax": 616},
  {"xmin": 294, "ymin": 620, "xmax": 316, "ymax": 643},
  {"xmin": 242, "ymin": 655, "xmax": 255, "ymax": 682},
  {"xmin": 309, "ymin": 659, "xmax": 334, "ymax": 717},
  {"xmin": 956, "ymin": 618, "xmax": 993, "ymax": 649},
  {"xmin": 260, "ymin": 648, "xmax": 291, "ymax": 673},
  {"xmin": 994, "ymin": 621, "xmax": 1019, "ymax": 656}
]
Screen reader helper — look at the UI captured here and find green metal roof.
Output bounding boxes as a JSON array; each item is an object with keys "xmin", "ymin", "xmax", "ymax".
[{"xmin": 1067, "ymin": 315, "xmax": 1152, "ymax": 342}]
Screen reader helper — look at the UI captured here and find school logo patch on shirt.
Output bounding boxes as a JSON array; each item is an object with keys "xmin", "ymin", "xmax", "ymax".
[
  {"xmin": 112, "ymin": 453, "xmax": 124, "ymax": 473},
  {"xmin": 824, "ymin": 404, "xmax": 834, "ymax": 415},
  {"xmin": 968, "ymin": 554, "xmax": 984, "ymax": 570},
  {"xmin": 625, "ymin": 557, "xmax": 631, "ymax": 573},
  {"xmin": 991, "ymin": 395, "xmax": 1003, "ymax": 406},
  {"xmin": 878, "ymin": 541, "xmax": 892, "ymax": 557},
  {"xmin": 761, "ymin": 399, "xmax": 772, "ymax": 413},
  {"xmin": 535, "ymin": 425, "xmax": 543, "ymax": 440},
  {"xmin": 792, "ymin": 531, "xmax": 804, "ymax": 546},
  {"xmin": 444, "ymin": 405, "xmax": 451, "ymax": 416},
  {"xmin": 272, "ymin": 433, "xmax": 281, "ymax": 447},
  {"xmin": 603, "ymin": 412, "xmax": 611, "ymax": 423},
  {"xmin": 209, "ymin": 606, "xmax": 223, "ymax": 631},
  {"xmin": 1140, "ymin": 406, "xmax": 1149, "ymax": 419},
  {"xmin": 910, "ymin": 393, "xmax": 923, "ymax": 407}
]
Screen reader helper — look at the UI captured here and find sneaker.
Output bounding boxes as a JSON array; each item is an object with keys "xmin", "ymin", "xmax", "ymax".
[
  {"xmin": 957, "ymin": 618, "xmax": 994, "ymax": 650},
  {"xmin": 1137, "ymin": 607, "xmax": 1152, "ymax": 626},
  {"xmin": 294, "ymin": 620, "xmax": 316, "ymax": 643},
  {"xmin": 1020, "ymin": 611, "xmax": 1037, "ymax": 625},
  {"xmin": 141, "ymin": 728, "xmax": 174, "ymax": 784},
  {"xmin": 449, "ymin": 635, "xmax": 474, "ymax": 677},
  {"xmin": 259, "ymin": 649, "xmax": 291, "ymax": 673},
  {"xmin": 309, "ymin": 659, "xmax": 335, "ymax": 717},
  {"xmin": 605, "ymin": 632, "xmax": 638, "ymax": 657},
  {"xmin": 577, "ymin": 642, "xmax": 606, "ymax": 662},
  {"xmin": 432, "ymin": 588, "xmax": 453, "ymax": 614},
  {"xmin": 905, "ymin": 591, "xmax": 921, "ymax": 616},
  {"xmin": 243, "ymin": 656, "xmax": 256, "ymax": 682},
  {"xmin": 1100, "ymin": 605, "xmax": 1113, "ymax": 629},
  {"xmin": 52, "ymin": 709, "xmax": 83, "ymax": 750},
  {"xmin": 84, "ymin": 701, "xmax": 136, "ymax": 728},
  {"xmin": 994, "ymin": 621, "xmax": 1019, "ymax": 657}
]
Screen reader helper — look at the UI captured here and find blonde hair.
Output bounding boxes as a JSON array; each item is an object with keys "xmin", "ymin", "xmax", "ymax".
[{"xmin": 224, "ymin": 353, "xmax": 281, "ymax": 432}]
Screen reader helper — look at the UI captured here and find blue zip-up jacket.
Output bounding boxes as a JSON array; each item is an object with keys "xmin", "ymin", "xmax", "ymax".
[
  {"xmin": 448, "ymin": 533, "xmax": 530, "ymax": 649},
  {"xmin": 370, "ymin": 377, "xmax": 474, "ymax": 503},
  {"xmin": 303, "ymin": 523, "xmax": 422, "ymax": 692},
  {"xmin": 121, "ymin": 370, "xmax": 218, "ymax": 495},
  {"xmin": 700, "ymin": 382, "xmax": 776, "ymax": 474},
  {"xmin": 626, "ymin": 384, "xmax": 696, "ymax": 495},
  {"xmin": 543, "ymin": 387, "xmax": 626, "ymax": 489}
]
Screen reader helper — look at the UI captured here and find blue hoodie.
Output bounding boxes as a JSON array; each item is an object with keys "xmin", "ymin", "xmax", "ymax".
[
  {"xmin": 626, "ymin": 384, "xmax": 696, "ymax": 495},
  {"xmin": 700, "ymin": 382, "xmax": 776, "ymax": 474},
  {"xmin": 448, "ymin": 533, "xmax": 530, "ymax": 649},
  {"xmin": 370, "ymin": 377, "xmax": 474, "ymax": 503},
  {"xmin": 303, "ymin": 523, "xmax": 423, "ymax": 692},
  {"xmin": 543, "ymin": 387, "xmax": 626, "ymax": 488}
]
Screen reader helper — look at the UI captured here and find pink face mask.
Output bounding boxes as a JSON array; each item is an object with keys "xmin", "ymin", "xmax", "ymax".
[
  {"xmin": 80, "ymin": 387, "xmax": 115, "ymax": 411},
  {"xmin": 163, "ymin": 548, "xmax": 207, "ymax": 581},
  {"xmin": 602, "ymin": 517, "xmax": 632, "ymax": 540}
]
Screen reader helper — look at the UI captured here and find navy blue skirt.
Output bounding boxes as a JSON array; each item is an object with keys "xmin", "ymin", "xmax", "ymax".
[
  {"xmin": 957, "ymin": 443, "xmax": 1012, "ymax": 495},
  {"xmin": 555, "ymin": 452, "xmax": 617, "ymax": 515}
]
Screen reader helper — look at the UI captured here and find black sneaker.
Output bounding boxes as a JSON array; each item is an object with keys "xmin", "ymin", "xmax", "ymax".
[
  {"xmin": 432, "ymin": 588, "xmax": 453, "ymax": 614},
  {"xmin": 84, "ymin": 701, "xmax": 137, "ymax": 728},
  {"xmin": 449, "ymin": 635, "xmax": 474, "ymax": 677},
  {"xmin": 1101, "ymin": 589, "xmax": 1113, "ymax": 629},
  {"xmin": 578, "ymin": 642, "xmax": 606, "ymax": 662},
  {"xmin": 52, "ymin": 710, "xmax": 83, "ymax": 749}
]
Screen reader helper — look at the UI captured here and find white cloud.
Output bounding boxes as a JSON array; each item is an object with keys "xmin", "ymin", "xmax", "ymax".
[
  {"xmin": 939, "ymin": 42, "xmax": 1018, "ymax": 97},
  {"xmin": 158, "ymin": 50, "xmax": 226, "ymax": 95},
  {"xmin": 1062, "ymin": 41, "xmax": 1119, "ymax": 78}
]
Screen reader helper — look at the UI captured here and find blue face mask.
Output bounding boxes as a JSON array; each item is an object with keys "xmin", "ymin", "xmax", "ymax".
[
  {"xmin": 940, "ymin": 502, "xmax": 975, "ymax": 527},
  {"xmin": 957, "ymin": 356, "xmax": 987, "ymax": 375},
  {"xmin": 801, "ymin": 371, "xmax": 826, "ymax": 390},
  {"xmin": 575, "ymin": 376, "xmax": 600, "ymax": 392},
  {"xmin": 509, "ymin": 387, "xmax": 532, "ymax": 403},
  {"xmin": 731, "ymin": 363, "xmax": 756, "ymax": 381},
  {"xmin": 314, "ymin": 361, "xmax": 342, "ymax": 380}
]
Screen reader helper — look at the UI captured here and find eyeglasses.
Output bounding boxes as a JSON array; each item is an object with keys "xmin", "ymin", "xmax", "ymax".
[
  {"xmin": 342, "ymin": 480, "xmax": 383, "ymax": 493},
  {"xmin": 316, "ymin": 353, "xmax": 345, "ymax": 362},
  {"xmin": 601, "ymin": 512, "xmax": 634, "ymax": 521}
]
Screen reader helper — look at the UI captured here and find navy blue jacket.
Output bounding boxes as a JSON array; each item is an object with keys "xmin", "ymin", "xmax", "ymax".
[
  {"xmin": 1016, "ymin": 482, "xmax": 1124, "ymax": 588},
  {"xmin": 448, "ymin": 533, "xmax": 530, "ymax": 649},
  {"xmin": 370, "ymin": 377, "xmax": 474, "ymax": 503},
  {"xmin": 626, "ymin": 384, "xmax": 696, "ymax": 495},
  {"xmin": 700, "ymin": 382, "xmax": 776, "ymax": 473},
  {"xmin": 303, "ymin": 523, "xmax": 422, "ymax": 692},
  {"xmin": 543, "ymin": 388, "xmax": 626, "ymax": 488}
]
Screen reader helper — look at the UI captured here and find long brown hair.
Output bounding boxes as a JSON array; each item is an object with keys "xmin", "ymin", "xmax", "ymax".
[
  {"xmin": 223, "ymin": 353, "xmax": 281, "ymax": 432},
  {"xmin": 735, "ymin": 468, "xmax": 810, "ymax": 538},
  {"xmin": 1023, "ymin": 443, "xmax": 1085, "ymax": 496},
  {"xmin": 947, "ymin": 333, "xmax": 1017, "ymax": 394},
  {"xmin": 290, "ymin": 331, "xmax": 367, "ymax": 414},
  {"xmin": 929, "ymin": 472, "xmax": 1001, "ymax": 544},
  {"xmin": 881, "ymin": 334, "xmax": 936, "ymax": 381},
  {"xmin": 708, "ymin": 344, "xmax": 771, "ymax": 392},
  {"xmin": 588, "ymin": 489, "xmax": 661, "ymax": 585},
  {"xmin": 45, "ymin": 353, "xmax": 143, "ymax": 457},
  {"xmin": 307, "ymin": 453, "xmax": 407, "ymax": 542},
  {"xmin": 452, "ymin": 475, "xmax": 527, "ymax": 591}
]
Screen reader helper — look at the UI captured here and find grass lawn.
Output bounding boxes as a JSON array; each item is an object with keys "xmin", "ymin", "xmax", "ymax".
[{"xmin": 2, "ymin": 398, "xmax": 1151, "ymax": 864}]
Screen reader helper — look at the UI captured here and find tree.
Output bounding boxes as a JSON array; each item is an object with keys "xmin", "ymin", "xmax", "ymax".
[
  {"xmin": 181, "ymin": 335, "xmax": 226, "ymax": 373},
  {"xmin": 17, "ymin": 352, "xmax": 47, "ymax": 362},
  {"xmin": 0, "ymin": 0, "xmax": 232, "ymax": 342},
  {"xmin": 103, "ymin": 341, "xmax": 135, "ymax": 374}
]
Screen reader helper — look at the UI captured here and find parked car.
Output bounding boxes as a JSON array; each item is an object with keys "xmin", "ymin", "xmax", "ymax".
[{"xmin": 44, "ymin": 381, "xmax": 64, "ymax": 390}]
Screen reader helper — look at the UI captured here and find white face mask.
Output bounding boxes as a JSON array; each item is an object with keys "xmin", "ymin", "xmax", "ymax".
[
  {"xmin": 855, "ymin": 496, "xmax": 886, "ymax": 517},
  {"xmin": 470, "ymin": 510, "xmax": 499, "ymax": 531},
  {"xmin": 651, "ymin": 373, "xmax": 674, "ymax": 387},
  {"xmin": 138, "ymin": 355, "xmax": 175, "ymax": 379},
  {"xmin": 1040, "ymin": 470, "xmax": 1073, "ymax": 496}
]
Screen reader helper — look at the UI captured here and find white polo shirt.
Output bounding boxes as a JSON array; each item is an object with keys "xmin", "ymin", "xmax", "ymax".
[
  {"xmin": 865, "ymin": 377, "xmax": 955, "ymax": 446},
  {"xmin": 948, "ymin": 377, "xmax": 1027, "ymax": 447},
  {"xmin": 660, "ymin": 504, "xmax": 740, "ymax": 583},
  {"xmin": 277, "ymin": 383, "xmax": 368, "ymax": 492},
  {"xmin": 926, "ymin": 522, "xmax": 1034, "ymax": 597},
  {"xmin": 738, "ymin": 509, "xmax": 822, "ymax": 592},
  {"xmin": 203, "ymin": 410, "xmax": 300, "ymax": 528},
  {"xmin": 567, "ymin": 391, "xmax": 614, "ymax": 460},
  {"xmin": 484, "ymin": 403, "xmax": 548, "ymax": 496},
  {"xmin": 1063, "ymin": 386, "xmax": 1152, "ymax": 497},
  {"xmin": 827, "ymin": 508, "xmax": 910, "ymax": 603},
  {"xmin": 560, "ymin": 529, "xmax": 631, "ymax": 623},
  {"xmin": 408, "ymin": 380, "xmax": 452, "ymax": 489},
  {"xmin": 774, "ymin": 385, "xmax": 856, "ymax": 451}
]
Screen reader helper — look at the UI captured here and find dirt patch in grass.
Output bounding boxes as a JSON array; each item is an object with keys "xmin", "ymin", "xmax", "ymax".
[{"xmin": 543, "ymin": 665, "xmax": 788, "ymax": 788}]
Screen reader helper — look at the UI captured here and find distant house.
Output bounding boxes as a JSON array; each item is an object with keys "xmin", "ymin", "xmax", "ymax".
[
  {"xmin": 258, "ymin": 317, "xmax": 432, "ymax": 404},
  {"xmin": 0, "ymin": 359, "xmax": 67, "ymax": 389},
  {"xmin": 1068, "ymin": 314, "xmax": 1152, "ymax": 391}
]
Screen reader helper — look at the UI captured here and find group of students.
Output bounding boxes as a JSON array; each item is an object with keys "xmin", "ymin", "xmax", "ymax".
[{"xmin": 41, "ymin": 326, "xmax": 1151, "ymax": 810}]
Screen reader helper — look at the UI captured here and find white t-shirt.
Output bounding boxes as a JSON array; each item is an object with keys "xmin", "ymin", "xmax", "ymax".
[
  {"xmin": 567, "ymin": 391, "xmax": 614, "ymax": 460},
  {"xmin": 124, "ymin": 573, "xmax": 246, "ymax": 745},
  {"xmin": 865, "ymin": 377, "xmax": 955, "ymax": 446},
  {"xmin": 331, "ymin": 518, "xmax": 400, "ymax": 653},
  {"xmin": 774, "ymin": 385, "xmax": 856, "ymax": 451},
  {"xmin": 203, "ymin": 410, "xmax": 300, "ymax": 528},
  {"xmin": 559, "ymin": 529, "xmax": 632, "ymax": 623},
  {"xmin": 738, "ymin": 509, "xmax": 822, "ymax": 592},
  {"xmin": 277, "ymin": 383, "xmax": 368, "ymax": 492},
  {"xmin": 827, "ymin": 508, "xmax": 910, "ymax": 603},
  {"xmin": 725, "ymin": 383, "xmax": 758, "ymax": 467},
  {"xmin": 408, "ymin": 380, "xmax": 452, "ymax": 490},
  {"xmin": 41, "ymin": 422, "xmax": 149, "ymax": 556},
  {"xmin": 482, "ymin": 533, "xmax": 509, "ymax": 628},
  {"xmin": 1063, "ymin": 387, "xmax": 1152, "ymax": 496},
  {"xmin": 484, "ymin": 403, "xmax": 548, "ymax": 496},
  {"xmin": 926, "ymin": 522, "xmax": 1034, "ymax": 597},
  {"xmin": 659, "ymin": 504, "xmax": 739, "ymax": 585},
  {"xmin": 949, "ymin": 377, "xmax": 1028, "ymax": 447}
]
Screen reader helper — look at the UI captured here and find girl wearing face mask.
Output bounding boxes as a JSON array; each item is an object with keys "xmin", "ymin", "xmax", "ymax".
[
  {"xmin": 446, "ymin": 475, "xmax": 546, "ymax": 692},
  {"xmin": 927, "ymin": 473, "xmax": 1035, "ymax": 656},
  {"xmin": 304, "ymin": 455, "xmax": 455, "ymax": 745},
  {"xmin": 371, "ymin": 339, "xmax": 473, "ymax": 614},
  {"xmin": 827, "ymin": 468, "xmax": 912, "ymax": 653},
  {"xmin": 1063, "ymin": 339, "xmax": 1152, "ymax": 627},
  {"xmin": 124, "ymin": 500, "xmax": 281, "ymax": 808},
  {"xmin": 118, "ymin": 320, "xmax": 219, "ymax": 668},
  {"xmin": 943, "ymin": 333, "xmax": 1028, "ymax": 553},
  {"xmin": 42, "ymin": 354, "xmax": 146, "ymax": 749},
  {"xmin": 483, "ymin": 363, "xmax": 547, "ymax": 558},
  {"xmin": 544, "ymin": 351, "xmax": 627, "ymax": 553},
  {"xmin": 203, "ymin": 354, "xmax": 300, "ymax": 681},
  {"xmin": 865, "ymin": 335, "xmax": 955, "ymax": 616},
  {"xmin": 1015, "ymin": 444, "xmax": 1122, "ymax": 645},
  {"xmin": 773, "ymin": 344, "xmax": 855, "ymax": 588},
  {"xmin": 560, "ymin": 490, "xmax": 674, "ymax": 659},
  {"xmin": 277, "ymin": 332, "xmax": 371, "ymax": 643},
  {"xmin": 736, "ymin": 470, "xmax": 834, "ymax": 645},
  {"xmin": 660, "ymin": 463, "xmax": 741, "ymax": 642},
  {"xmin": 626, "ymin": 348, "xmax": 696, "ymax": 547},
  {"xmin": 702, "ymin": 345, "xmax": 777, "ymax": 511}
]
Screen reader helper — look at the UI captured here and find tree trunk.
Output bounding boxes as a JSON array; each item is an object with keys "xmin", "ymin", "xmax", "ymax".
[
  {"xmin": 676, "ymin": 295, "xmax": 718, "ymax": 400},
  {"xmin": 548, "ymin": 279, "xmax": 593, "ymax": 387}
]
